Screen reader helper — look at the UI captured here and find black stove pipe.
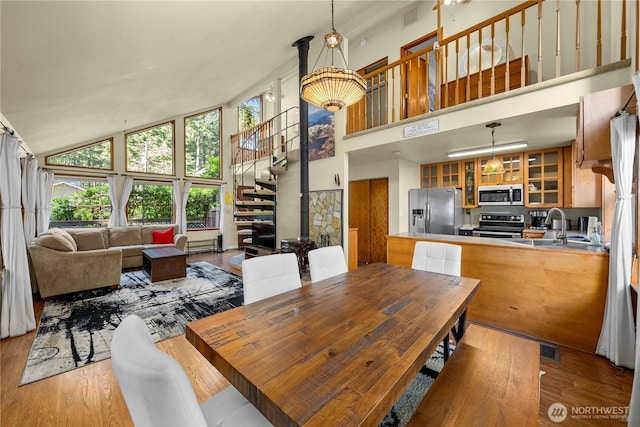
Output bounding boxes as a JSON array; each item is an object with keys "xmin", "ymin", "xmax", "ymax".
[{"xmin": 293, "ymin": 35, "xmax": 314, "ymax": 240}]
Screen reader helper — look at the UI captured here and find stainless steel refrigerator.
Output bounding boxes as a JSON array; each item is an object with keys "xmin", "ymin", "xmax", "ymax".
[{"xmin": 408, "ymin": 187, "xmax": 463, "ymax": 234}]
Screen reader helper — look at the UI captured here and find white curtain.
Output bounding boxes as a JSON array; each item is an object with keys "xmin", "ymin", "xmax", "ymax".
[
  {"xmin": 36, "ymin": 169, "xmax": 54, "ymax": 236},
  {"xmin": 219, "ymin": 184, "xmax": 226, "ymax": 249},
  {"xmin": 627, "ymin": 73, "xmax": 640, "ymax": 427},
  {"xmin": 21, "ymin": 157, "xmax": 38, "ymax": 245},
  {"xmin": 108, "ymin": 176, "xmax": 133, "ymax": 227},
  {"xmin": 0, "ymin": 133, "xmax": 35, "ymax": 338},
  {"xmin": 173, "ymin": 180, "xmax": 191, "ymax": 234},
  {"xmin": 596, "ymin": 113, "xmax": 636, "ymax": 369}
]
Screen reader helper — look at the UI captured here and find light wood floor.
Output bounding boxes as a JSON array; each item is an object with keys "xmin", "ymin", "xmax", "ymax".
[{"xmin": 1, "ymin": 250, "xmax": 633, "ymax": 426}]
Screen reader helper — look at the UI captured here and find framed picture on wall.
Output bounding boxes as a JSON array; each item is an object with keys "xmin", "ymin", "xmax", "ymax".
[{"xmin": 308, "ymin": 104, "xmax": 335, "ymax": 161}]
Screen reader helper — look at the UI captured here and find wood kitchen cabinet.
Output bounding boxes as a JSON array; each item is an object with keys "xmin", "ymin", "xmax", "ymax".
[
  {"xmin": 477, "ymin": 153, "xmax": 523, "ymax": 185},
  {"xmin": 421, "ymin": 164, "xmax": 439, "ymax": 188},
  {"xmin": 563, "ymin": 144, "xmax": 602, "ymax": 208},
  {"xmin": 461, "ymin": 159, "xmax": 477, "ymax": 208},
  {"xmin": 576, "ymin": 84, "xmax": 635, "ymax": 168},
  {"xmin": 420, "ymin": 161, "xmax": 461, "ymax": 188},
  {"xmin": 524, "ymin": 148, "xmax": 563, "ymax": 207}
]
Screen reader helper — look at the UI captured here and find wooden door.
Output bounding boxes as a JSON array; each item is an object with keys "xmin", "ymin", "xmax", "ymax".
[
  {"xmin": 349, "ymin": 180, "xmax": 371, "ymax": 263},
  {"xmin": 349, "ymin": 178, "xmax": 388, "ymax": 264},
  {"xmin": 403, "ymin": 56, "xmax": 428, "ymax": 118},
  {"xmin": 369, "ymin": 178, "xmax": 389, "ymax": 263}
]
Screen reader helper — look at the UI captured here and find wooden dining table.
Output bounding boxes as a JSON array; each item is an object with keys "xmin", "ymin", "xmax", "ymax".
[{"xmin": 185, "ymin": 262, "xmax": 480, "ymax": 427}]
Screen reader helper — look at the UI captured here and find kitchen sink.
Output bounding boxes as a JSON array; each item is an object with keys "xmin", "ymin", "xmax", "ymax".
[{"xmin": 508, "ymin": 238, "xmax": 604, "ymax": 251}]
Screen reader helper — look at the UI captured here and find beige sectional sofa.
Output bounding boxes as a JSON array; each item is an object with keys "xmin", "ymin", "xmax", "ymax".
[{"xmin": 28, "ymin": 225, "xmax": 187, "ymax": 298}]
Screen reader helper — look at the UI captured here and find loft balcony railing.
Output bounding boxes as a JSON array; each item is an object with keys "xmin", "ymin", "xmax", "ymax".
[
  {"xmin": 230, "ymin": 106, "xmax": 299, "ymax": 167},
  {"xmin": 347, "ymin": 0, "xmax": 635, "ymax": 135}
]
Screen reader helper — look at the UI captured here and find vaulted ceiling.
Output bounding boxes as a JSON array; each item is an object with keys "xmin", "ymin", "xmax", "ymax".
[{"xmin": 1, "ymin": 1, "xmax": 411, "ymax": 156}]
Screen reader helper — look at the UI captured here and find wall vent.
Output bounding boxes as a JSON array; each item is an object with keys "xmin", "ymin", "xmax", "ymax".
[
  {"xmin": 403, "ymin": 7, "xmax": 418, "ymax": 29},
  {"xmin": 540, "ymin": 342, "xmax": 560, "ymax": 361}
]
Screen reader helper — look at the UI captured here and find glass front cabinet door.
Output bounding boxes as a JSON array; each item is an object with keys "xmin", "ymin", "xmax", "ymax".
[
  {"xmin": 525, "ymin": 148, "xmax": 563, "ymax": 206},
  {"xmin": 462, "ymin": 159, "xmax": 477, "ymax": 208}
]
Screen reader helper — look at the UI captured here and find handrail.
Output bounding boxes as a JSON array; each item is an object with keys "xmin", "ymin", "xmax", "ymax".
[{"xmin": 346, "ymin": 0, "xmax": 632, "ymax": 135}]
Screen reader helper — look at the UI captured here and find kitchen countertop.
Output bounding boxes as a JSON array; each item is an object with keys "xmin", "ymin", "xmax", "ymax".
[{"xmin": 391, "ymin": 232, "xmax": 609, "ymax": 254}]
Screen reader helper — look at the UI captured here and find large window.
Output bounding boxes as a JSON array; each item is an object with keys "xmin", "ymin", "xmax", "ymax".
[
  {"xmin": 184, "ymin": 109, "xmax": 222, "ymax": 179},
  {"xmin": 126, "ymin": 182, "xmax": 173, "ymax": 225},
  {"xmin": 50, "ymin": 177, "xmax": 111, "ymax": 227},
  {"xmin": 238, "ymin": 96, "xmax": 262, "ymax": 131},
  {"xmin": 126, "ymin": 122, "xmax": 175, "ymax": 175},
  {"xmin": 45, "ymin": 138, "xmax": 113, "ymax": 170},
  {"xmin": 185, "ymin": 185, "xmax": 221, "ymax": 230}
]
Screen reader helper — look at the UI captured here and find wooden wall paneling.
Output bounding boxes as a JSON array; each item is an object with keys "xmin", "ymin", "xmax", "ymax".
[
  {"xmin": 349, "ymin": 180, "xmax": 372, "ymax": 263},
  {"xmin": 387, "ymin": 235, "xmax": 608, "ymax": 353}
]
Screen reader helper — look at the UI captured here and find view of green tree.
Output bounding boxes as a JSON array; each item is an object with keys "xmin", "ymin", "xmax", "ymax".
[
  {"xmin": 46, "ymin": 139, "xmax": 112, "ymax": 170},
  {"xmin": 185, "ymin": 109, "xmax": 221, "ymax": 178},
  {"xmin": 127, "ymin": 183, "xmax": 173, "ymax": 223},
  {"xmin": 238, "ymin": 96, "xmax": 262, "ymax": 131},
  {"xmin": 186, "ymin": 186, "xmax": 220, "ymax": 229},
  {"xmin": 50, "ymin": 179, "xmax": 111, "ymax": 225},
  {"xmin": 126, "ymin": 122, "xmax": 174, "ymax": 174}
]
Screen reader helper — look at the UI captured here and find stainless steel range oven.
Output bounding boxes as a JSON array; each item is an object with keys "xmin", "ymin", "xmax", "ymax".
[{"xmin": 472, "ymin": 213, "xmax": 525, "ymax": 238}]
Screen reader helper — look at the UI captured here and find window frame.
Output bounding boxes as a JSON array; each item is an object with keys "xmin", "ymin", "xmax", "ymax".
[
  {"xmin": 185, "ymin": 183, "xmax": 222, "ymax": 231},
  {"xmin": 183, "ymin": 107, "xmax": 223, "ymax": 180},
  {"xmin": 125, "ymin": 121, "xmax": 176, "ymax": 176},
  {"xmin": 49, "ymin": 174, "xmax": 112, "ymax": 228},
  {"xmin": 238, "ymin": 95, "xmax": 263, "ymax": 132},
  {"xmin": 45, "ymin": 138, "xmax": 114, "ymax": 171},
  {"xmin": 126, "ymin": 179, "xmax": 175, "ymax": 226}
]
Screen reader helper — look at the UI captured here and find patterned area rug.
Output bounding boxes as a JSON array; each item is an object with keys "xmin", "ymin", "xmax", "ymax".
[
  {"xmin": 20, "ymin": 262, "xmax": 243, "ymax": 386},
  {"xmin": 379, "ymin": 342, "xmax": 453, "ymax": 427}
]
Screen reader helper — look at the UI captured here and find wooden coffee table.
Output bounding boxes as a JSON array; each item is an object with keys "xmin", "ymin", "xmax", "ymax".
[{"xmin": 142, "ymin": 247, "xmax": 187, "ymax": 282}]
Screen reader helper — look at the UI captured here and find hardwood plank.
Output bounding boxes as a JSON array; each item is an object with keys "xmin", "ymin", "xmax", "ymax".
[
  {"xmin": 186, "ymin": 263, "xmax": 480, "ymax": 426},
  {"xmin": 409, "ymin": 324, "xmax": 540, "ymax": 426},
  {"xmin": 1, "ymin": 250, "xmax": 633, "ymax": 426}
]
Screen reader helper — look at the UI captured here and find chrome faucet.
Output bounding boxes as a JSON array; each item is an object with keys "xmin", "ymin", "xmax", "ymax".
[{"xmin": 545, "ymin": 207, "xmax": 567, "ymax": 245}]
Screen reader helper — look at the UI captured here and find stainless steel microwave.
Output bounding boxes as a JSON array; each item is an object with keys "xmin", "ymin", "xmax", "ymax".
[{"xmin": 478, "ymin": 184, "xmax": 524, "ymax": 206}]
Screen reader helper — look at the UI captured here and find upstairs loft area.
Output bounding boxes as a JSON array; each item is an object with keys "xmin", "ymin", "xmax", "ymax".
[{"xmin": 345, "ymin": 0, "xmax": 635, "ymax": 136}]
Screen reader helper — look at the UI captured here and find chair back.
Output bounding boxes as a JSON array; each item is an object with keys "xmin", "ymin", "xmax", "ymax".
[
  {"xmin": 242, "ymin": 253, "xmax": 301, "ymax": 304},
  {"xmin": 308, "ymin": 246, "xmax": 348, "ymax": 283},
  {"xmin": 411, "ymin": 241, "xmax": 462, "ymax": 276},
  {"xmin": 111, "ymin": 315, "xmax": 207, "ymax": 427}
]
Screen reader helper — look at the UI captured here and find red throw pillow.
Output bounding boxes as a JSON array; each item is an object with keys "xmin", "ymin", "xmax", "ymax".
[{"xmin": 152, "ymin": 228, "xmax": 174, "ymax": 244}]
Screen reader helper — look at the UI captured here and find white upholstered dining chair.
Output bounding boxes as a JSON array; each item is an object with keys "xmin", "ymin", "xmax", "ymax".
[
  {"xmin": 241, "ymin": 253, "xmax": 301, "ymax": 304},
  {"xmin": 411, "ymin": 241, "xmax": 462, "ymax": 276},
  {"xmin": 411, "ymin": 241, "xmax": 463, "ymax": 362},
  {"xmin": 308, "ymin": 245, "xmax": 348, "ymax": 283},
  {"xmin": 111, "ymin": 315, "xmax": 272, "ymax": 427}
]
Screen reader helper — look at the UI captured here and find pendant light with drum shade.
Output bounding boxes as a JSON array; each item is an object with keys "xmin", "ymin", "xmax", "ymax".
[
  {"xmin": 482, "ymin": 122, "xmax": 506, "ymax": 175},
  {"xmin": 300, "ymin": 0, "xmax": 367, "ymax": 112}
]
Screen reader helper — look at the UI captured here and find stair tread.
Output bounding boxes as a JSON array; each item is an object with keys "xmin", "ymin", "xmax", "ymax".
[
  {"xmin": 236, "ymin": 200, "xmax": 275, "ymax": 206},
  {"xmin": 234, "ymin": 210, "xmax": 274, "ymax": 216},
  {"xmin": 235, "ymin": 220, "xmax": 274, "ymax": 226},
  {"xmin": 244, "ymin": 189, "xmax": 276, "ymax": 195}
]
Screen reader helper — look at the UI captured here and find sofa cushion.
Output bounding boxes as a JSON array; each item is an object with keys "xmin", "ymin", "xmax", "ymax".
[
  {"xmin": 110, "ymin": 245, "xmax": 144, "ymax": 258},
  {"xmin": 73, "ymin": 229, "xmax": 109, "ymax": 251},
  {"xmin": 47, "ymin": 228, "xmax": 78, "ymax": 251},
  {"xmin": 109, "ymin": 226, "xmax": 142, "ymax": 247},
  {"xmin": 36, "ymin": 234, "xmax": 75, "ymax": 252},
  {"xmin": 141, "ymin": 224, "xmax": 179, "ymax": 244},
  {"xmin": 152, "ymin": 228, "xmax": 174, "ymax": 244}
]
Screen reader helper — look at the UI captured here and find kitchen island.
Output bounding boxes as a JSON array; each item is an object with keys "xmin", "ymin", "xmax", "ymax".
[{"xmin": 387, "ymin": 233, "xmax": 609, "ymax": 353}]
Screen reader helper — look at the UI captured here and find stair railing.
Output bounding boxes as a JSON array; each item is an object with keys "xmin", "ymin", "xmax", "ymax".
[{"xmin": 230, "ymin": 106, "xmax": 299, "ymax": 230}]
